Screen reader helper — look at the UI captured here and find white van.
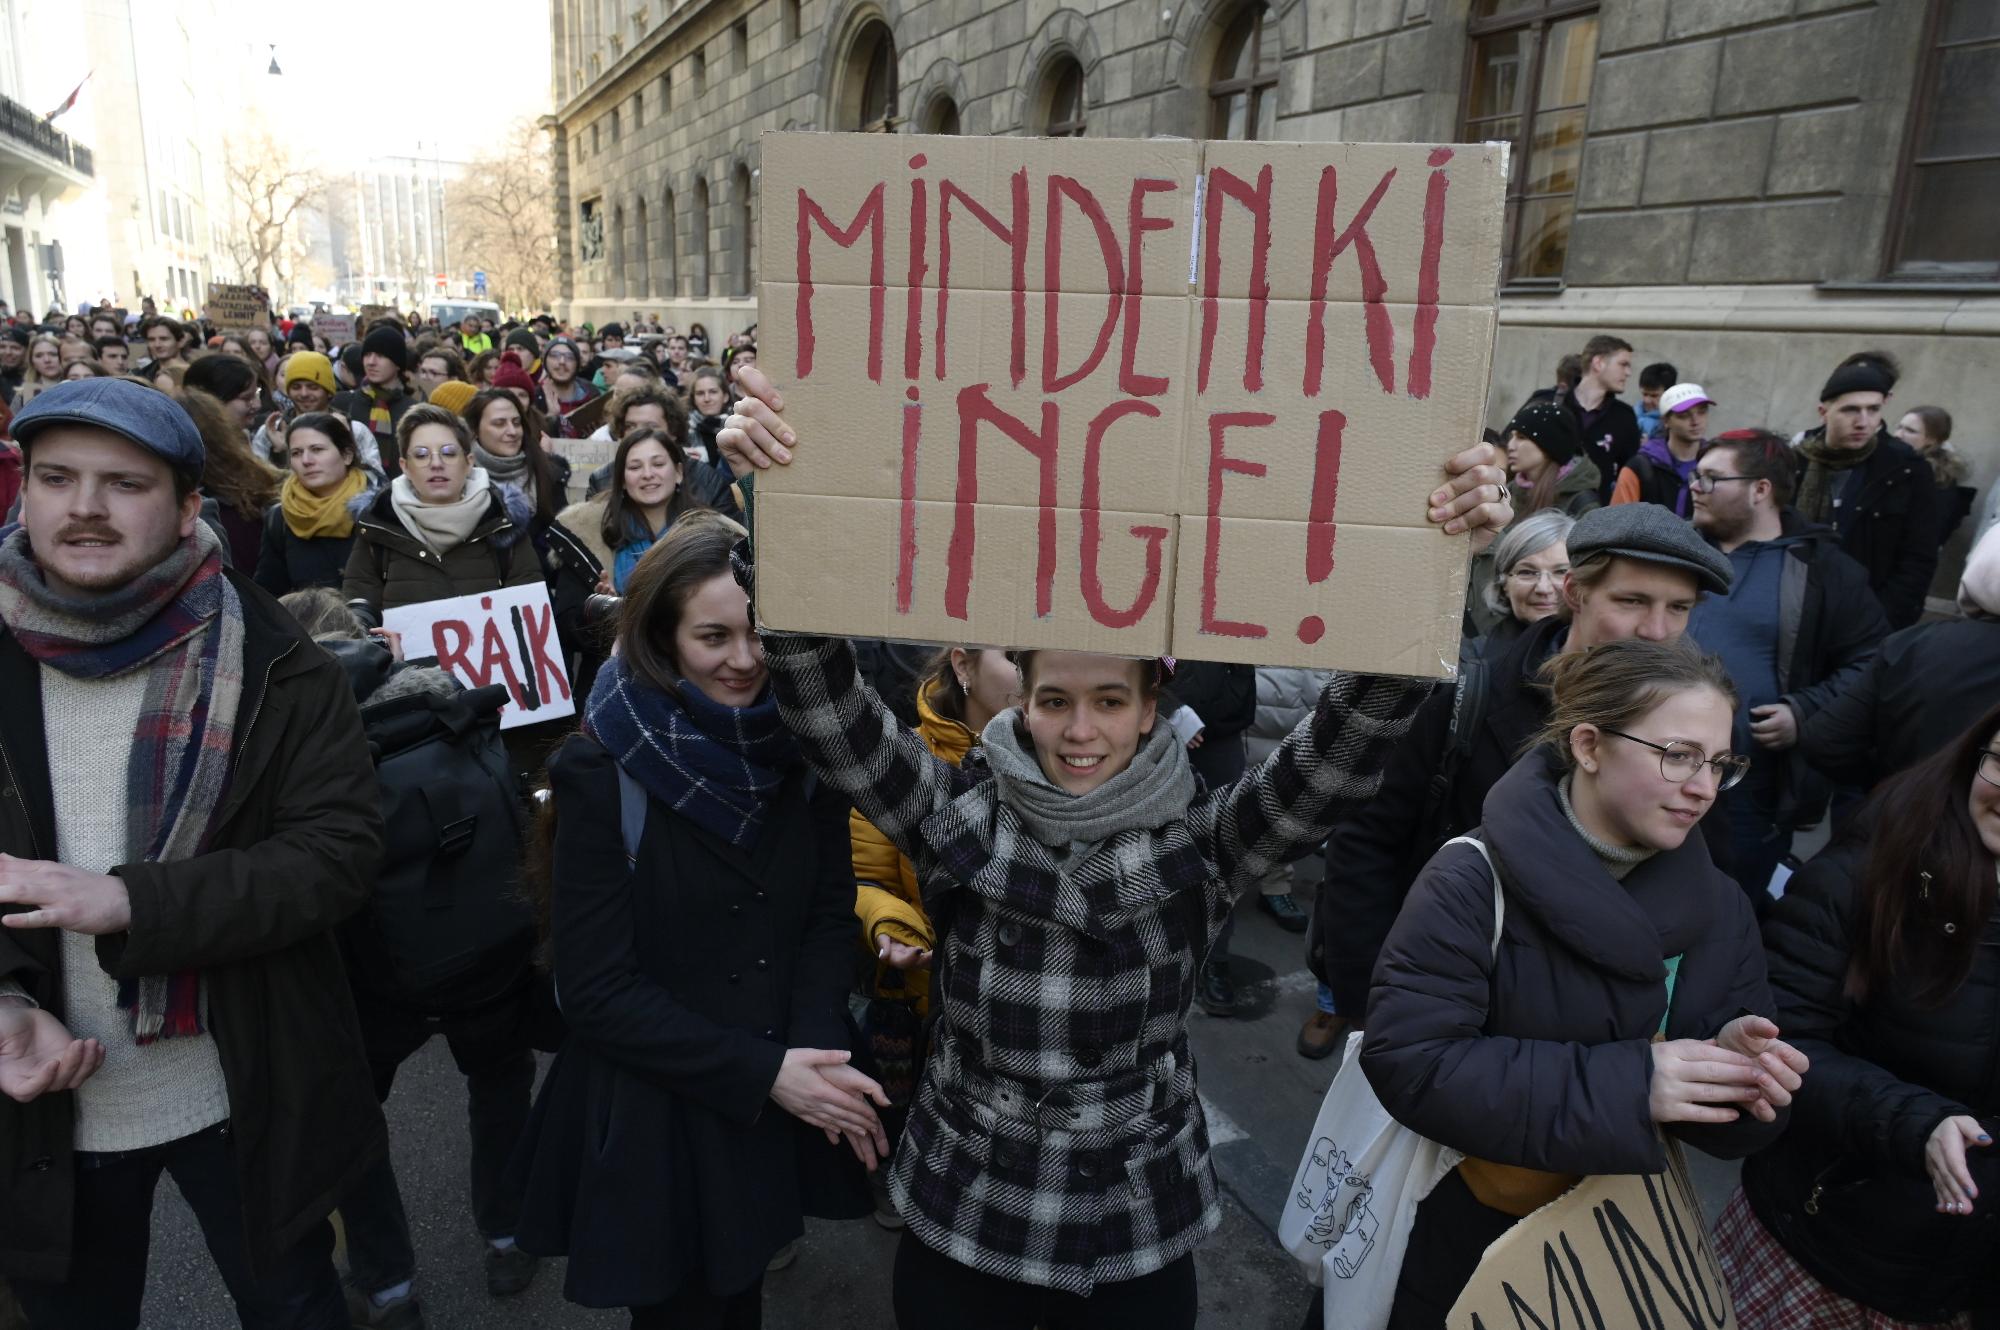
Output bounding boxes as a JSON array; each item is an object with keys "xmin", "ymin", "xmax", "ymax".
[{"xmin": 426, "ymin": 298, "xmax": 502, "ymax": 328}]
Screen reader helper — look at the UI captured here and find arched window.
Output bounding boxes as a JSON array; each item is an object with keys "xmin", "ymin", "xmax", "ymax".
[
  {"xmin": 732, "ymin": 163, "xmax": 755, "ymax": 297},
  {"xmin": 611, "ymin": 203, "xmax": 627, "ymax": 297},
  {"xmin": 661, "ymin": 187, "xmax": 678, "ymax": 296},
  {"xmin": 923, "ymin": 95, "xmax": 961, "ymax": 135},
  {"xmin": 1039, "ymin": 56, "xmax": 1087, "ymax": 137},
  {"xmin": 634, "ymin": 197, "xmax": 650, "ymax": 297},
  {"xmin": 1208, "ymin": 3, "xmax": 1277, "ymax": 140},
  {"xmin": 691, "ymin": 177, "xmax": 711, "ymax": 298},
  {"xmin": 837, "ymin": 20, "xmax": 898, "ymax": 132}
]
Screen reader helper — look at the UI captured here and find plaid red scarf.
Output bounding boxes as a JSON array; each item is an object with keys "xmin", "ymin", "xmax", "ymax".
[{"xmin": 0, "ymin": 521, "xmax": 246, "ymax": 1041}]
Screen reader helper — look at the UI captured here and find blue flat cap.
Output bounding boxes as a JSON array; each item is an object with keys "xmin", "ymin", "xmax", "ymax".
[
  {"xmin": 1567, "ymin": 502, "xmax": 1733, "ymax": 595},
  {"xmin": 11, "ymin": 378, "xmax": 204, "ymax": 472}
]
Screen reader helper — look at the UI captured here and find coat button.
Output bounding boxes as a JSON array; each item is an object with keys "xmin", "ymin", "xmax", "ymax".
[
  {"xmin": 755, "ymin": 890, "xmax": 768, "ymax": 902},
  {"xmin": 1075, "ymin": 1153, "xmax": 1099, "ymax": 1180},
  {"xmin": 994, "ymin": 1147, "xmax": 1020, "ymax": 1171},
  {"xmin": 728, "ymin": 972, "xmax": 741, "ymax": 984},
  {"xmin": 728, "ymin": 904, "xmax": 741, "ymax": 917},
  {"xmin": 998, "ymin": 922, "xmax": 1024, "ymax": 947},
  {"xmin": 1075, "ymin": 1044, "xmax": 1101, "ymax": 1068},
  {"xmin": 764, "ymin": 1027, "xmax": 776, "ymax": 1039},
  {"xmin": 756, "ymin": 958, "xmax": 769, "ymax": 971}
]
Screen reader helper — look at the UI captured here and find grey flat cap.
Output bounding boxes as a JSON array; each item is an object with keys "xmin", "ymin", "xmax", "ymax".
[{"xmin": 1565, "ymin": 503, "xmax": 1733, "ymax": 595}]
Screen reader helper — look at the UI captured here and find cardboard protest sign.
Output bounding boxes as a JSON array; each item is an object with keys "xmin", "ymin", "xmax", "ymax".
[
  {"xmin": 204, "ymin": 283, "xmax": 270, "ymax": 327},
  {"xmin": 359, "ymin": 304, "xmax": 399, "ymax": 329},
  {"xmin": 1447, "ymin": 1143, "xmax": 1740, "ymax": 1330},
  {"xmin": 312, "ymin": 313, "xmax": 357, "ymax": 344},
  {"xmin": 381, "ymin": 584, "xmax": 576, "ymax": 730},
  {"xmin": 754, "ymin": 132, "xmax": 1505, "ymax": 675}
]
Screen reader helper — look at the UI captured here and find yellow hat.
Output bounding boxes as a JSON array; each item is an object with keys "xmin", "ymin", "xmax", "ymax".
[
  {"xmin": 284, "ymin": 350, "xmax": 337, "ymax": 396},
  {"xmin": 427, "ymin": 380, "xmax": 478, "ymax": 416}
]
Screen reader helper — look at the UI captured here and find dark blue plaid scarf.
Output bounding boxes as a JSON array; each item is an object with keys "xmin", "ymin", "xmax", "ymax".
[{"xmin": 583, "ymin": 654, "xmax": 800, "ymax": 847}]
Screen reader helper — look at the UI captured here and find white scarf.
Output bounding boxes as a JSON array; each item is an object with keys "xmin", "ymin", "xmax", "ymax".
[{"xmin": 389, "ymin": 465, "xmax": 493, "ymax": 556}]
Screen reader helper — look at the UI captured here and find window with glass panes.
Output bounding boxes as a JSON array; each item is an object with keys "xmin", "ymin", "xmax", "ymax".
[
  {"xmin": 1209, "ymin": 4, "xmax": 1277, "ymax": 141},
  {"xmin": 1043, "ymin": 57, "xmax": 1087, "ymax": 137},
  {"xmin": 1461, "ymin": 0, "xmax": 1599, "ymax": 284},
  {"xmin": 1889, "ymin": 0, "xmax": 2000, "ymax": 279}
]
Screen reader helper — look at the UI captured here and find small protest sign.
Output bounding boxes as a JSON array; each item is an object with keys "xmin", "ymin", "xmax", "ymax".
[
  {"xmin": 381, "ymin": 584, "xmax": 575, "ymax": 730},
  {"xmin": 312, "ymin": 313, "xmax": 357, "ymax": 345},
  {"xmin": 753, "ymin": 132, "xmax": 1505, "ymax": 676},
  {"xmin": 204, "ymin": 283, "xmax": 270, "ymax": 327},
  {"xmin": 1447, "ymin": 1142, "xmax": 1739, "ymax": 1330},
  {"xmin": 359, "ymin": 304, "xmax": 400, "ymax": 329},
  {"xmin": 563, "ymin": 392, "xmax": 608, "ymax": 439}
]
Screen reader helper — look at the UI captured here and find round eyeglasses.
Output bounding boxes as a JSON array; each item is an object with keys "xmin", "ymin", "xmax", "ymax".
[
  {"xmin": 405, "ymin": 444, "xmax": 463, "ymax": 462},
  {"xmin": 1599, "ymin": 728, "xmax": 1750, "ymax": 791},
  {"xmin": 1507, "ymin": 565, "xmax": 1570, "ymax": 587},
  {"xmin": 1978, "ymin": 749, "xmax": 2000, "ymax": 790}
]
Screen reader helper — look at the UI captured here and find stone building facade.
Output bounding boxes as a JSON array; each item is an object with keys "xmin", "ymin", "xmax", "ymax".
[{"xmin": 550, "ymin": 0, "xmax": 1999, "ymax": 582}]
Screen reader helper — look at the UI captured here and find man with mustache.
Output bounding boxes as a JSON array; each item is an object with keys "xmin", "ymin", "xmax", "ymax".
[{"xmin": 0, "ymin": 378, "xmax": 386, "ymax": 1326}]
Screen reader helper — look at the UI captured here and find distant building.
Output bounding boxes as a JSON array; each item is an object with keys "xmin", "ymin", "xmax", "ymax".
[
  {"xmin": 551, "ymin": 0, "xmax": 1999, "ymax": 584},
  {"xmin": 331, "ymin": 154, "xmax": 466, "ymax": 309},
  {"xmin": 0, "ymin": 0, "xmax": 97, "ymax": 313}
]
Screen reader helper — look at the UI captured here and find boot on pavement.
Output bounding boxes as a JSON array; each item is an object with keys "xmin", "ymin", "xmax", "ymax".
[
  {"xmin": 485, "ymin": 1241, "xmax": 538, "ymax": 1297},
  {"xmin": 1198, "ymin": 960, "xmax": 1236, "ymax": 1017},
  {"xmin": 344, "ymin": 1283, "xmax": 426, "ymax": 1330},
  {"xmin": 1257, "ymin": 892, "xmax": 1311, "ymax": 933},
  {"xmin": 1296, "ymin": 1011, "xmax": 1350, "ymax": 1060}
]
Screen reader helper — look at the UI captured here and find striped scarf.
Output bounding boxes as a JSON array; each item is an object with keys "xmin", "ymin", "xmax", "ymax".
[
  {"xmin": 583, "ymin": 654, "xmax": 799, "ymax": 847},
  {"xmin": 0, "ymin": 521, "xmax": 245, "ymax": 1041}
]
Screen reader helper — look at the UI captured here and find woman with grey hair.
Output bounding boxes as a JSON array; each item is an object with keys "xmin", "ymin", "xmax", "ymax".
[{"xmin": 1466, "ymin": 509, "xmax": 1576, "ymax": 645}]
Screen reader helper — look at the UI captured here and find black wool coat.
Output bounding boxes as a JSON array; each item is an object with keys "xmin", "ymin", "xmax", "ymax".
[
  {"xmin": 1791, "ymin": 429, "xmax": 1943, "ymax": 630},
  {"xmin": 252, "ymin": 495, "xmax": 371, "ymax": 598},
  {"xmin": 511, "ymin": 735, "xmax": 867, "ymax": 1308},
  {"xmin": 1744, "ymin": 840, "xmax": 2000, "ymax": 1322},
  {"xmin": 1362, "ymin": 746, "xmax": 1786, "ymax": 1180}
]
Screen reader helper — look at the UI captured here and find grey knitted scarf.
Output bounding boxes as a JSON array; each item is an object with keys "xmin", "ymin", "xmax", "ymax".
[{"xmin": 981, "ymin": 710, "xmax": 1197, "ymax": 849}]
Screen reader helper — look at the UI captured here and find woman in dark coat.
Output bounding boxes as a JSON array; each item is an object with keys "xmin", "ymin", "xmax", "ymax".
[
  {"xmin": 254, "ymin": 410, "xmax": 377, "ymax": 596},
  {"xmin": 340, "ymin": 404, "xmax": 542, "ymax": 618},
  {"xmin": 512, "ymin": 516, "xmax": 875, "ymax": 1325},
  {"xmin": 1725, "ymin": 701, "xmax": 2000, "ymax": 1328},
  {"xmin": 1359, "ymin": 638, "xmax": 1806, "ymax": 1328}
]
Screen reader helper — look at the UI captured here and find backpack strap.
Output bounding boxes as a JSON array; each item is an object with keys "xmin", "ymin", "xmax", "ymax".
[
  {"xmin": 1417, "ymin": 653, "xmax": 1490, "ymax": 853},
  {"xmin": 616, "ymin": 764, "xmax": 647, "ymax": 866}
]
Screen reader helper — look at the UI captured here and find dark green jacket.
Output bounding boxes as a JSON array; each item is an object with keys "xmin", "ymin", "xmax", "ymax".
[{"xmin": 0, "ymin": 571, "xmax": 387, "ymax": 1280}]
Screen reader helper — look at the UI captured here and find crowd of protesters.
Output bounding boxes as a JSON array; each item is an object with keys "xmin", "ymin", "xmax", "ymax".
[{"xmin": 0, "ymin": 293, "xmax": 1994, "ymax": 1330}]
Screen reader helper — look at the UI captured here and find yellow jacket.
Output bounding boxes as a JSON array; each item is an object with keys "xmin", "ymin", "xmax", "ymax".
[{"xmin": 850, "ymin": 681, "xmax": 975, "ymax": 1013}]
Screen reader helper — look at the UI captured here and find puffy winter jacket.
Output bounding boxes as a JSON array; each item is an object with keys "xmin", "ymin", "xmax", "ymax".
[
  {"xmin": 1743, "ymin": 839, "xmax": 2000, "ymax": 1322},
  {"xmin": 1246, "ymin": 667, "xmax": 1332, "ymax": 768},
  {"xmin": 1801, "ymin": 616, "xmax": 2000, "ymax": 789},
  {"xmin": 340, "ymin": 481, "xmax": 543, "ymax": 617}
]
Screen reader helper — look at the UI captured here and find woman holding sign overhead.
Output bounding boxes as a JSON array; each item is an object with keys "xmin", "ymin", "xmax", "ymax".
[
  {"xmin": 715, "ymin": 363, "xmax": 1513, "ymax": 1328},
  {"xmin": 341, "ymin": 403, "xmax": 542, "ymax": 620},
  {"xmin": 1358, "ymin": 639, "xmax": 1805, "ymax": 1329}
]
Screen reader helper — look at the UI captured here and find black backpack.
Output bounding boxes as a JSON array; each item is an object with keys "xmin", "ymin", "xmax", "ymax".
[{"xmin": 342, "ymin": 681, "xmax": 535, "ymax": 1014}]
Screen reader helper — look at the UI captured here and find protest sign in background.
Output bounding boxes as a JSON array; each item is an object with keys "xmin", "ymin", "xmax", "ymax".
[
  {"xmin": 754, "ymin": 131, "xmax": 1505, "ymax": 676},
  {"xmin": 312, "ymin": 313, "xmax": 357, "ymax": 345},
  {"xmin": 204, "ymin": 283, "xmax": 270, "ymax": 327},
  {"xmin": 382, "ymin": 584, "xmax": 575, "ymax": 730},
  {"xmin": 1447, "ymin": 1142, "xmax": 1739, "ymax": 1330},
  {"xmin": 359, "ymin": 304, "xmax": 400, "ymax": 329}
]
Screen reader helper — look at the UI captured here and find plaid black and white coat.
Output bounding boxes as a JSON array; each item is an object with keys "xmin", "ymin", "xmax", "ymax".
[{"xmin": 761, "ymin": 631, "xmax": 1427, "ymax": 1294}]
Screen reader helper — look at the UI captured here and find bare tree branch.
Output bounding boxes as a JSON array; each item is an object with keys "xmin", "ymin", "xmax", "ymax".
[
  {"xmin": 443, "ymin": 120, "xmax": 558, "ymax": 313},
  {"xmin": 222, "ymin": 133, "xmax": 324, "ymax": 300}
]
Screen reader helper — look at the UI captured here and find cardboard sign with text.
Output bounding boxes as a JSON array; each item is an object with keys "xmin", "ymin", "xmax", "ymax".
[
  {"xmin": 312, "ymin": 313, "xmax": 357, "ymax": 345},
  {"xmin": 359, "ymin": 304, "xmax": 400, "ymax": 329},
  {"xmin": 382, "ymin": 583, "xmax": 576, "ymax": 730},
  {"xmin": 204, "ymin": 283, "xmax": 270, "ymax": 327},
  {"xmin": 1448, "ymin": 1143, "xmax": 1740, "ymax": 1330},
  {"xmin": 755, "ymin": 132, "xmax": 1504, "ymax": 675}
]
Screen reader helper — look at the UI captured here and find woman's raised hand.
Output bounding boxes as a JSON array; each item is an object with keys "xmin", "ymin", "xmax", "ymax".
[{"xmin": 717, "ymin": 364, "xmax": 793, "ymax": 479}]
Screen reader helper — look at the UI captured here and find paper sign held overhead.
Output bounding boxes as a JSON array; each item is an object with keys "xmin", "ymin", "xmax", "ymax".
[
  {"xmin": 381, "ymin": 584, "xmax": 576, "ymax": 730},
  {"xmin": 204, "ymin": 283, "xmax": 270, "ymax": 327},
  {"xmin": 755, "ymin": 132, "xmax": 1506, "ymax": 677},
  {"xmin": 312, "ymin": 313, "xmax": 357, "ymax": 345}
]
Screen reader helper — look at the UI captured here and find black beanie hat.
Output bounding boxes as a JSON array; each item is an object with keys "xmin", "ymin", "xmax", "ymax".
[
  {"xmin": 505, "ymin": 327, "xmax": 539, "ymax": 356},
  {"xmin": 339, "ymin": 344, "xmax": 365, "ymax": 379},
  {"xmin": 1819, "ymin": 360, "xmax": 1895, "ymax": 403},
  {"xmin": 361, "ymin": 324, "xmax": 411, "ymax": 372},
  {"xmin": 287, "ymin": 321, "xmax": 315, "ymax": 349},
  {"xmin": 1507, "ymin": 398, "xmax": 1581, "ymax": 466}
]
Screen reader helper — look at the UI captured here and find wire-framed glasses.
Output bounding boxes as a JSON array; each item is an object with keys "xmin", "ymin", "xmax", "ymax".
[{"xmin": 1599, "ymin": 728, "xmax": 1750, "ymax": 791}]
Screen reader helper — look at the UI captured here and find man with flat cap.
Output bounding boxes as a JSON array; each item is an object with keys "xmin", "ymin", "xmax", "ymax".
[
  {"xmin": 1792, "ymin": 352, "xmax": 1942, "ymax": 629},
  {"xmin": 1303, "ymin": 504, "xmax": 1736, "ymax": 1056},
  {"xmin": 0, "ymin": 378, "xmax": 385, "ymax": 1327}
]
